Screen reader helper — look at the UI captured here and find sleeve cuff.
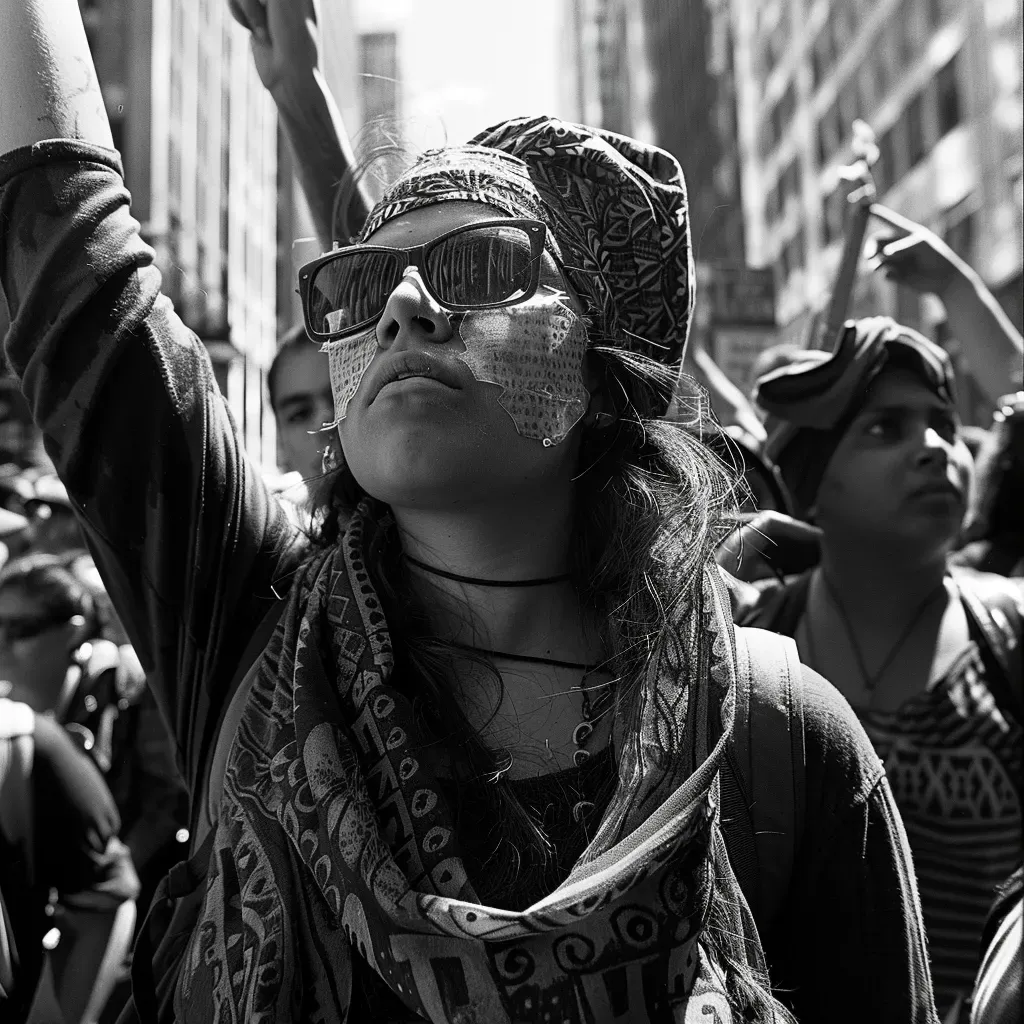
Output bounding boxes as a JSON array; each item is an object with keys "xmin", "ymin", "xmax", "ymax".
[{"xmin": 0, "ymin": 139, "xmax": 123, "ymax": 190}]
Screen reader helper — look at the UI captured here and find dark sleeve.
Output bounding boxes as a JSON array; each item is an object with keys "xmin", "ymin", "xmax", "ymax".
[
  {"xmin": 0, "ymin": 141, "xmax": 305, "ymax": 796},
  {"xmin": 763, "ymin": 668, "xmax": 939, "ymax": 1024},
  {"xmin": 32, "ymin": 716, "xmax": 139, "ymax": 908}
]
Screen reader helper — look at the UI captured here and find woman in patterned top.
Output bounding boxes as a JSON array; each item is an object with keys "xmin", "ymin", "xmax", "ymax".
[
  {"xmin": 1, "ymin": 1, "xmax": 939, "ymax": 1022},
  {"xmin": 735, "ymin": 316, "xmax": 1023, "ymax": 1021}
]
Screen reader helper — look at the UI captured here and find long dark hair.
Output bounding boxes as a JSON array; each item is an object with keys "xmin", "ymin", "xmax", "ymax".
[{"xmin": 306, "ymin": 343, "xmax": 794, "ymax": 1018}]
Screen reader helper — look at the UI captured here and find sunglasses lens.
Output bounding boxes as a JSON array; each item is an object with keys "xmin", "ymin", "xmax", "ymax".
[
  {"xmin": 0, "ymin": 618, "xmax": 61, "ymax": 642},
  {"xmin": 308, "ymin": 250, "xmax": 404, "ymax": 338},
  {"xmin": 427, "ymin": 226, "xmax": 536, "ymax": 308}
]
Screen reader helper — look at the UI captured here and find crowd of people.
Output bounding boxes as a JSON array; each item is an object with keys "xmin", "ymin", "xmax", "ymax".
[{"xmin": 0, "ymin": 1, "xmax": 1021, "ymax": 1023}]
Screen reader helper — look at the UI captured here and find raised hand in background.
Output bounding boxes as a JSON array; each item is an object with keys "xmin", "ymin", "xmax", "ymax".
[
  {"xmin": 226, "ymin": 0, "xmax": 371, "ymax": 247},
  {"xmin": 869, "ymin": 203, "xmax": 1023, "ymax": 402}
]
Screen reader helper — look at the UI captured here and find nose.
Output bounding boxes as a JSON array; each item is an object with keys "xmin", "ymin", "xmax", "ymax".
[
  {"xmin": 376, "ymin": 268, "xmax": 453, "ymax": 349},
  {"xmin": 916, "ymin": 426, "xmax": 952, "ymax": 469}
]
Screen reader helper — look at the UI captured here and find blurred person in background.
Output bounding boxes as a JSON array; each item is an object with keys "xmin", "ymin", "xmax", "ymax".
[
  {"xmin": 0, "ymin": 1, "xmax": 941, "ymax": 1021},
  {"xmin": 267, "ymin": 324, "xmax": 334, "ymax": 482},
  {"xmin": 869, "ymin": 205, "xmax": 1023, "ymax": 405},
  {"xmin": 22, "ymin": 474, "xmax": 87, "ymax": 556},
  {"xmin": 0, "ymin": 697, "xmax": 138, "ymax": 1024},
  {"xmin": 0, "ymin": 506, "xmax": 29, "ymax": 573},
  {"xmin": 0, "ymin": 555, "xmax": 187, "ymax": 934},
  {"xmin": 735, "ymin": 316, "xmax": 1023, "ymax": 1020},
  {"xmin": 951, "ymin": 392, "xmax": 1024, "ymax": 578}
]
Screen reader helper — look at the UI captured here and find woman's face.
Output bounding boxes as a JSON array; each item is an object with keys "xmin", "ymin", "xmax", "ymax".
[
  {"xmin": 0, "ymin": 584, "xmax": 82, "ymax": 712},
  {"xmin": 814, "ymin": 367, "xmax": 974, "ymax": 557},
  {"xmin": 337, "ymin": 201, "xmax": 589, "ymax": 511}
]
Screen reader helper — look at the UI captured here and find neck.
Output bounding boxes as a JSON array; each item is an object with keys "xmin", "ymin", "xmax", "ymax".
[
  {"xmin": 818, "ymin": 535, "xmax": 947, "ymax": 623},
  {"xmin": 392, "ymin": 489, "xmax": 596, "ymax": 659}
]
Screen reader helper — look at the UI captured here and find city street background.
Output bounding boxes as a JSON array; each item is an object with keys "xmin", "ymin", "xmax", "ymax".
[{"xmin": 1, "ymin": 0, "xmax": 1021, "ymax": 472}]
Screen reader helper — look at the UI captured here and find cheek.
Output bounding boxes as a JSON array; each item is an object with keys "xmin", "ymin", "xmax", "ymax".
[
  {"xmin": 818, "ymin": 452, "xmax": 896, "ymax": 514},
  {"xmin": 952, "ymin": 443, "xmax": 975, "ymax": 491}
]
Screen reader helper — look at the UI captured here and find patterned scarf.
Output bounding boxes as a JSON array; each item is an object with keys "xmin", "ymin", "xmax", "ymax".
[{"xmin": 174, "ymin": 502, "xmax": 762, "ymax": 1023}]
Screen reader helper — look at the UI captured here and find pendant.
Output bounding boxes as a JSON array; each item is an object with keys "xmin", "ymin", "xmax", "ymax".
[{"xmin": 572, "ymin": 721, "xmax": 594, "ymax": 746}]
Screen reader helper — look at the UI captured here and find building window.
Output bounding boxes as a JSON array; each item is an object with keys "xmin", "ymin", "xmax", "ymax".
[
  {"xmin": 822, "ymin": 186, "xmax": 845, "ymax": 245},
  {"xmin": 906, "ymin": 93, "xmax": 926, "ymax": 169},
  {"xmin": 811, "ymin": 28, "xmax": 834, "ymax": 91},
  {"xmin": 936, "ymin": 54, "xmax": 961, "ymax": 138},
  {"xmin": 837, "ymin": 83, "xmax": 858, "ymax": 141},
  {"xmin": 944, "ymin": 210, "xmax": 975, "ymax": 261},
  {"xmin": 859, "ymin": 63, "xmax": 876, "ymax": 117}
]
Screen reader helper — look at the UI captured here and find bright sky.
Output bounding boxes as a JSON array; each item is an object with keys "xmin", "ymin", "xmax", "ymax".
[{"xmin": 354, "ymin": 0, "xmax": 568, "ymax": 148}]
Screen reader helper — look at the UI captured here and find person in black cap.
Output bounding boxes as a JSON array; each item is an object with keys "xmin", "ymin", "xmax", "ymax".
[{"xmin": 736, "ymin": 316, "xmax": 1023, "ymax": 1020}]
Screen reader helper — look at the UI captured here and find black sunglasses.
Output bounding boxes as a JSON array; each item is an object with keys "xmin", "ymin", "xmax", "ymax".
[
  {"xmin": 298, "ymin": 218, "xmax": 547, "ymax": 341},
  {"xmin": 0, "ymin": 613, "xmax": 72, "ymax": 642}
]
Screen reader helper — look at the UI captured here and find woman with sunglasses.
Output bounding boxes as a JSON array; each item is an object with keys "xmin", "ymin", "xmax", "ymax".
[{"xmin": 0, "ymin": 3, "xmax": 938, "ymax": 1022}]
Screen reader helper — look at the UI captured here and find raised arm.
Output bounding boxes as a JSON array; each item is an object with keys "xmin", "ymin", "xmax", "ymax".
[
  {"xmin": 0, "ymin": 0, "xmax": 303, "ymax": 794},
  {"xmin": 871, "ymin": 204, "xmax": 1024, "ymax": 401},
  {"xmin": 228, "ymin": 0, "xmax": 373, "ymax": 246}
]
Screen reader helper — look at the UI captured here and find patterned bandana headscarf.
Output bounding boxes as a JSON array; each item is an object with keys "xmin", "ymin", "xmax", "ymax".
[
  {"xmin": 756, "ymin": 316, "xmax": 956, "ymax": 517},
  {"xmin": 360, "ymin": 116, "xmax": 696, "ymax": 367}
]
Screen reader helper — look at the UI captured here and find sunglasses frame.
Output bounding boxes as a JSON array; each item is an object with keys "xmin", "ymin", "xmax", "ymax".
[
  {"xmin": 0, "ymin": 613, "xmax": 72, "ymax": 643},
  {"xmin": 298, "ymin": 218, "xmax": 548, "ymax": 342}
]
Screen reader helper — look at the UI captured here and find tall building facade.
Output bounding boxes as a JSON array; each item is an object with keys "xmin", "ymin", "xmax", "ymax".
[
  {"xmin": 559, "ymin": 0, "xmax": 654, "ymax": 139},
  {"xmin": 731, "ymin": 0, "xmax": 1023, "ymax": 367},
  {"xmin": 640, "ymin": 0, "xmax": 747, "ymax": 264},
  {"xmin": 560, "ymin": 0, "xmax": 746, "ymax": 263},
  {"xmin": 82, "ymin": 0, "xmax": 282, "ymax": 468},
  {"xmin": 356, "ymin": 31, "xmax": 404, "ymax": 202}
]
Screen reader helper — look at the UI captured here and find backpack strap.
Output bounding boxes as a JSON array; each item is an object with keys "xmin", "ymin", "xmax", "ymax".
[
  {"xmin": 721, "ymin": 626, "xmax": 806, "ymax": 934},
  {"xmin": 950, "ymin": 568, "xmax": 1024, "ymax": 727}
]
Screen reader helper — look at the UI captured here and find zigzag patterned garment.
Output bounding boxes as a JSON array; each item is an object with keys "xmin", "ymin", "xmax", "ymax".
[
  {"xmin": 859, "ymin": 643, "xmax": 1023, "ymax": 1019},
  {"xmin": 173, "ymin": 502, "xmax": 753, "ymax": 1023}
]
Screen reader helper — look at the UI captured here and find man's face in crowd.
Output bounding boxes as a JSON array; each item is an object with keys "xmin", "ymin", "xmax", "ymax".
[
  {"xmin": 814, "ymin": 367, "xmax": 974, "ymax": 558},
  {"xmin": 272, "ymin": 345, "xmax": 334, "ymax": 479}
]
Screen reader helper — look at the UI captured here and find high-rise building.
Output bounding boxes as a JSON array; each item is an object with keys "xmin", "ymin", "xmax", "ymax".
[
  {"xmin": 559, "ymin": 0, "xmax": 773, "ymax": 397},
  {"xmin": 731, "ymin": 0, "xmax": 1023, "ymax": 370},
  {"xmin": 559, "ymin": 0, "xmax": 653, "ymax": 139},
  {"xmin": 560, "ymin": 0, "xmax": 746, "ymax": 264},
  {"xmin": 80, "ymin": 0, "xmax": 282, "ymax": 468},
  {"xmin": 640, "ymin": 0, "xmax": 747, "ymax": 264},
  {"xmin": 356, "ymin": 31, "xmax": 404, "ymax": 202}
]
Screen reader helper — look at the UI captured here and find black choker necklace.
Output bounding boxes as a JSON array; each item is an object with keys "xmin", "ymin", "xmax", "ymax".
[
  {"xmin": 446, "ymin": 639, "xmax": 594, "ymax": 672},
  {"xmin": 403, "ymin": 553, "xmax": 570, "ymax": 588}
]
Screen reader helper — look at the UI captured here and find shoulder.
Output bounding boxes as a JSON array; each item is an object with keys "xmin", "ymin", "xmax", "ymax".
[
  {"xmin": 733, "ymin": 626, "xmax": 884, "ymax": 807},
  {"xmin": 796, "ymin": 664, "xmax": 884, "ymax": 798},
  {"xmin": 727, "ymin": 568, "xmax": 811, "ymax": 633},
  {"xmin": 952, "ymin": 565, "xmax": 1024, "ymax": 613},
  {"xmin": 32, "ymin": 714, "xmax": 121, "ymax": 837}
]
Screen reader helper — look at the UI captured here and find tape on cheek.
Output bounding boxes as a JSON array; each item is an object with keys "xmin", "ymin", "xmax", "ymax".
[
  {"xmin": 455, "ymin": 290, "xmax": 590, "ymax": 446},
  {"xmin": 322, "ymin": 321, "xmax": 378, "ymax": 428}
]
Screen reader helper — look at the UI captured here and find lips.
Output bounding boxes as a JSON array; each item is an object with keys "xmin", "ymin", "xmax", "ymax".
[
  {"xmin": 369, "ymin": 351, "xmax": 465, "ymax": 402},
  {"xmin": 910, "ymin": 480, "xmax": 963, "ymax": 501}
]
